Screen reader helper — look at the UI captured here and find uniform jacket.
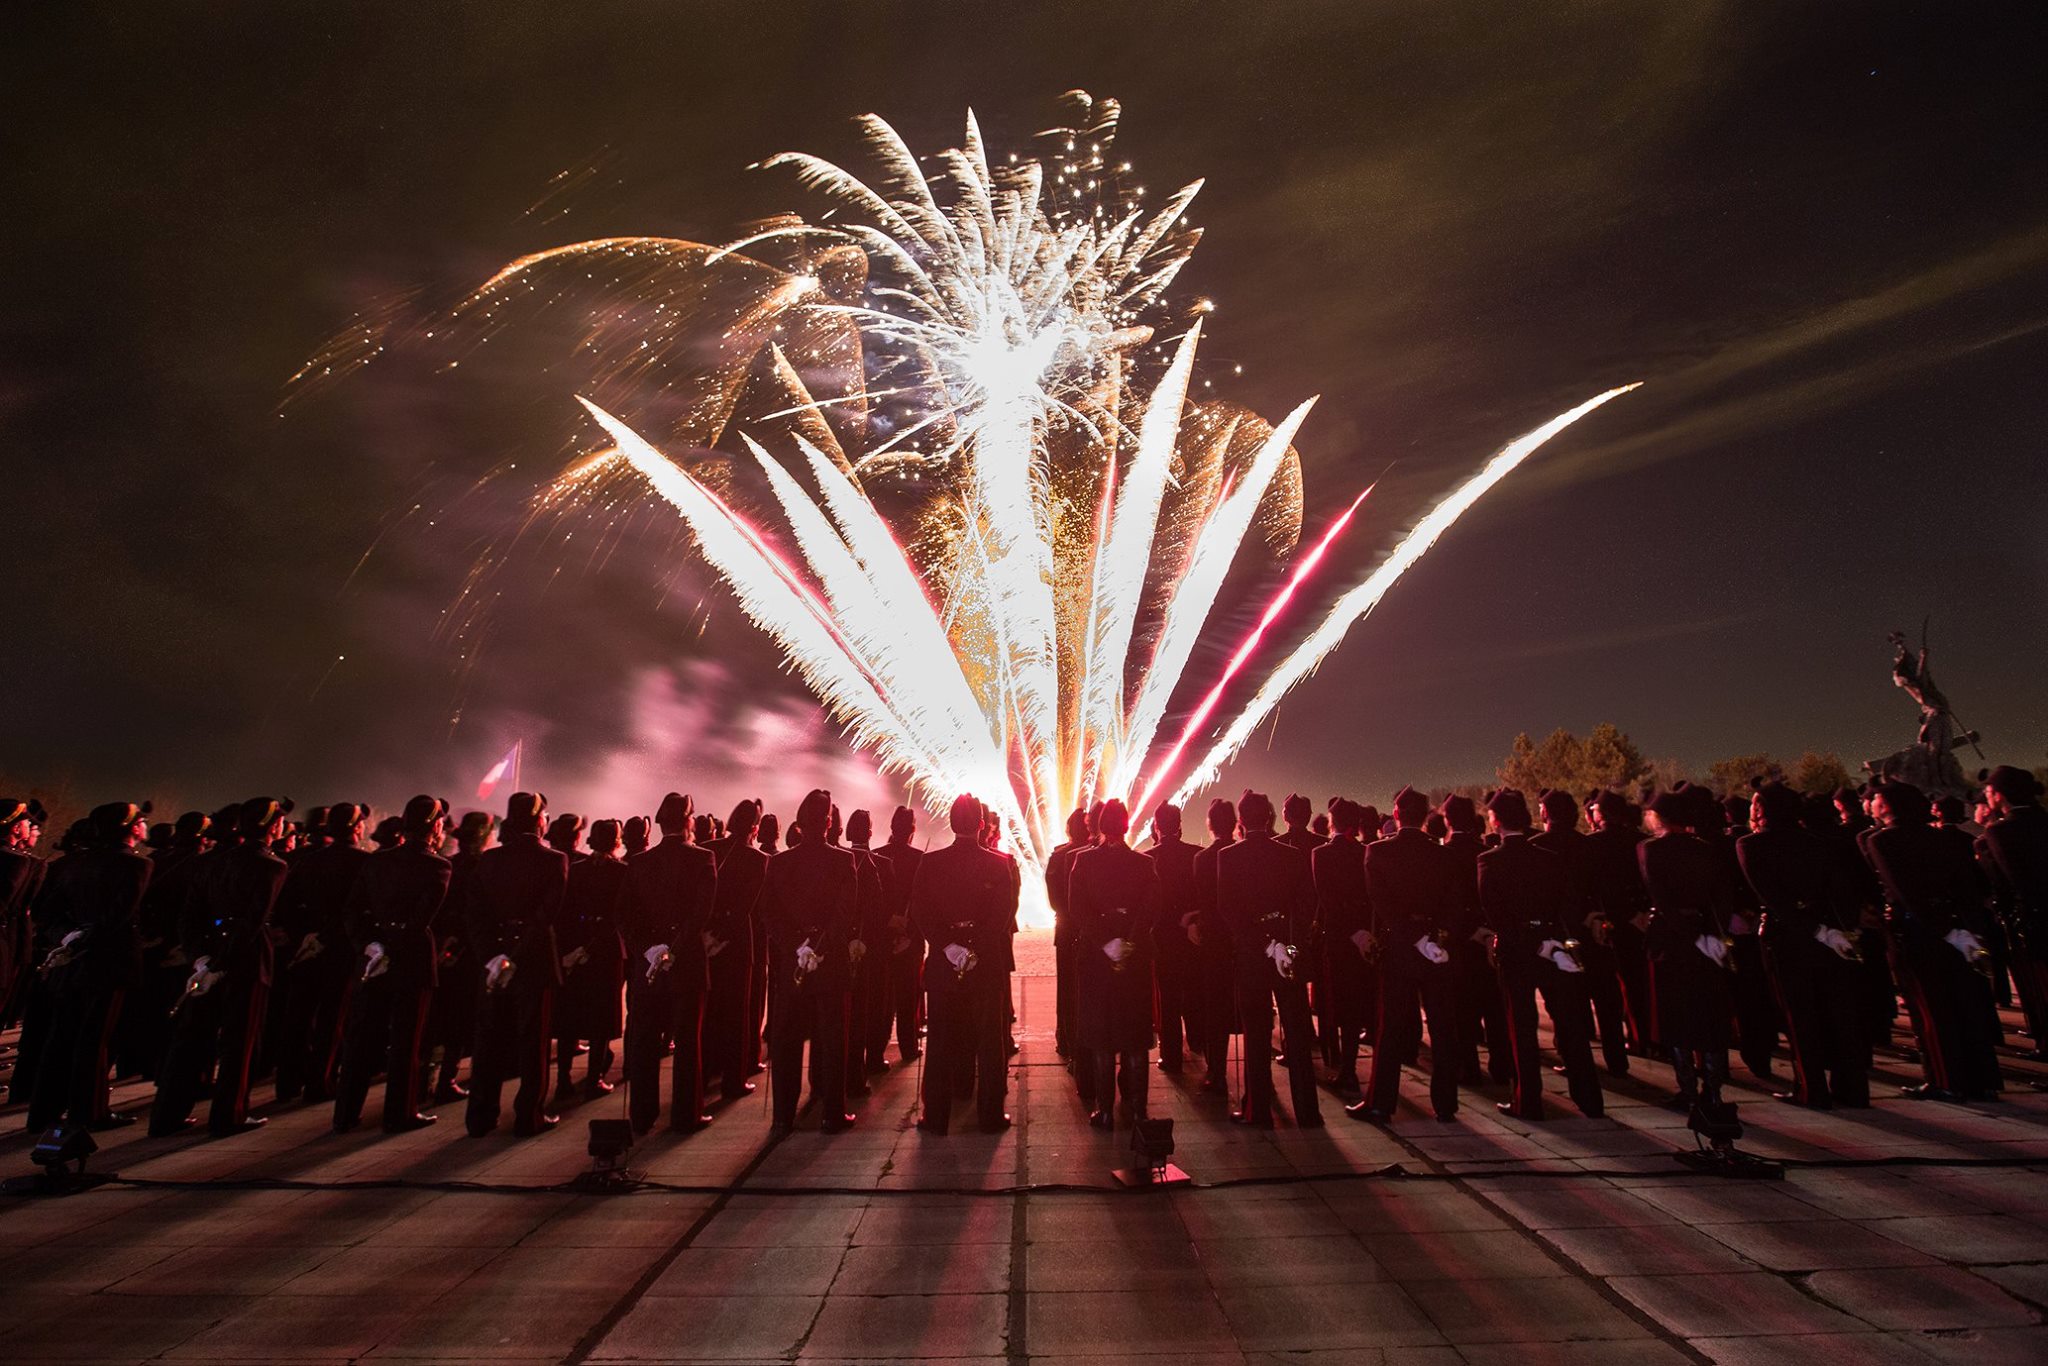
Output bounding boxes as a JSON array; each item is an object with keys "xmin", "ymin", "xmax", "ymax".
[
  {"xmin": 1867, "ymin": 822, "xmax": 1989, "ymax": 937},
  {"xmin": 467, "ymin": 831, "xmax": 570, "ymax": 984},
  {"xmin": 561, "ymin": 853, "xmax": 629, "ymax": 988},
  {"xmin": 620, "ymin": 835, "xmax": 715, "ymax": 988},
  {"xmin": 344, "ymin": 843, "xmax": 452, "ymax": 988},
  {"xmin": 1214, "ymin": 830, "xmax": 1314, "ymax": 966},
  {"xmin": 1637, "ymin": 832, "xmax": 1735, "ymax": 953},
  {"xmin": 707, "ymin": 836, "xmax": 768, "ymax": 957},
  {"xmin": 1363, "ymin": 827, "xmax": 1459, "ymax": 962},
  {"xmin": 1070, "ymin": 840, "xmax": 1159, "ymax": 1049},
  {"xmin": 1476, "ymin": 834, "xmax": 1571, "ymax": 962},
  {"xmin": 909, "ymin": 838, "xmax": 1018, "ymax": 993},
  {"xmin": 277, "ymin": 842, "xmax": 373, "ymax": 950},
  {"xmin": 34, "ymin": 846, "xmax": 149, "ymax": 988},
  {"xmin": 759, "ymin": 838, "xmax": 858, "ymax": 994},
  {"xmin": 1311, "ymin": 836, "xmax": 1370, "ymax": 944},
  {"xmin": 1147, "ymin": 836, "xmax": 1200, "ymax": 948},
  {"xmin": 1736, "ymin": 826, "xmax": 1853, "ymax": 942},
  {"xmin": 181, "ymin": 841, "xmax": 288, "ymax": 985}
]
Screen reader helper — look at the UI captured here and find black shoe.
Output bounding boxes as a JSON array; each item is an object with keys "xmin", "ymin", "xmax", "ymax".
[
  {"xmin": 1297, "ymin": 1111, "xmax": 1325, "ymax": 1129},
  {"xmin": 210, "ymin": 1117, "xmax": 268, "ymax": 1137},
  {"xmin": 821, "ymin": 1113, "xmax": 857, "ymax": 1134},
  {"xmin": 513, "ymin": 1114, "xmax": 560, "ymax": 1137},
  {"xmin": 847, "ymin": 1082, "xmax": 872, "ymax": 1099},
  {"xmin": 979, "ymin": 1114, "xmax": 1013, "ymax": 1133},
  {"xmin": 721, "ymin": 1082, "xmax": 758, "ymax": 1101},
  {"xmin": 1434, "ymin": 1110, "xmax": 1458, "ymax": 1123},
  {"xmin": 333, "ymin": 1116, "xmax": 361, "ymax": 1134},
  {"xmin": 1772, "ymin": 1091, "xmax": 1831, "ymax": 1109},
  {"xmin": 1158, "ymin": 1060, "xmax": 1183, "ymax": 1075},
  {"xmin": 768, "ymin": 1121, "xmax": 794, "ymax": 1139},
  {"xmin": 584, "ymin": 1078, "xmax": 615, "ymax": 1098},
  {"xmin": 669, "ymin": 1113, "xmax": 715, "ymax": 1134},
  {"xmin": 1088, "ymin": 1109, "xmax": 1113, "ymax": 1130},
  {"xmin": 90, "ymin": 1112, "xmax": 139, "ymax": 1131},
  {"xmin": 1900, "ymin": 1083, "xmax": 1958, "ymax": 1101},
  {"xmin": 433, "ymin": 1083, "xmax": 469, "ymax": 1104},
  {"xmin": 898, "ymin": 1049, "xmax": 921, "ymax": 1064},
  {"xmin": 1496, "ymin": 1101, "xmax": 1541, "ymax": 1121},
  {"xmin": 1200, "ymin": 1077, "xmax": 1228, "ymax": 1095},
  {"xmin": 384, "ymin": 1112, "xmax": 438, "ymax": 1133},
  {"xmin": 916, "ymin": 1119, "xmax": 948, "ymax": 1135},
  {"xmin": 1345, "ymin": 1102, "xmax": 1389, "ymax": 1124},
  {"xmin": 867, "ymin": 1059, "xmax": 891, "ymax": 1075},
  {"xmin": 1230, "ymin": 1109, "xmax": 1274, "ymax": 1129}
]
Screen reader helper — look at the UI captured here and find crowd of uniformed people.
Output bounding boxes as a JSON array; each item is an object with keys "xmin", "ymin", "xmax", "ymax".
[{"xmin": 1, "ymin": 761, "xmax": 2043, "ymax": 1154}]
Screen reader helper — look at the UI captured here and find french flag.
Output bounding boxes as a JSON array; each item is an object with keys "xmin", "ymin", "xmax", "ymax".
[{"xmin": 477, "ymin": 741, "xmax": 521, "ymax": 801}]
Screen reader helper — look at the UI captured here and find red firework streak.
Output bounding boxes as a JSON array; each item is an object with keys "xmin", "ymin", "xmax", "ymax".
[{"xmin": 1133, "ymin": 482, "xmax": 1375, "ymax": 817}]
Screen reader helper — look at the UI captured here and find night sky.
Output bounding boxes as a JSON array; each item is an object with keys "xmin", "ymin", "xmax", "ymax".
[{"xmin": 6, "ymin": 2, "xmax": 2046, "ymax": 825}]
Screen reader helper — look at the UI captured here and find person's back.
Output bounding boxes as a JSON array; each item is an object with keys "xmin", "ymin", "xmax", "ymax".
[
  {"xmin": 1366, "ymin": 827, "xmax": 1457, "ymax": 949},
  {"xmin": 1215, "ymin": 832, "xmax": 1313, "ymax": 959},
  {"xmin": 471, "ymin": 830, "xmax": 570, "ymax": 981}
]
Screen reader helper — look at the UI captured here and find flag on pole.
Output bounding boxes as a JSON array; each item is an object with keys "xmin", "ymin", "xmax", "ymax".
[{"xmin": 477, "ymin": 741, "xmax": 521, "ymax": 801}]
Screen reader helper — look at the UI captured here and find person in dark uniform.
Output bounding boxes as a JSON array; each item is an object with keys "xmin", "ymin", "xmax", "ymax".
[
  {"xmin": 1532, "ymin": 790, "xmax": 1629, "ymax": 1077},
  {"xmin": 1585, "ymin": 791, "xmax": 1654, "ymax": 1057},
  {"xmin": 1, "ymin": 799, "xmax": 49, "ymax": 1048},
  {"xmin": 152, "ymin": 797, "xmax": 290, "ymax": 1137},
  {"xmin": 424, "ymin": 810, "xmax": 492, "ymax": 1106},
  {"xmin": 843, "ymin": 810, "xmax": 890, "ymax": 1092},
  {"xmin": 1866, "ymin": 781, "xmax": 2001, "ymax": 1100},
  {"xmin": 706, "ymin": 801, "xmax": 766, "ymax": 1102},
  {"xmin": 1479, "ymin": 790, "xmax": 1603, "ymax": 1120},
  {"xmin": 623, "ymin": 815, "xmax": 652, "ymax": 859},
  {"xmin": 1702, "ymin": 791, "xmax": 1781, "ymax": 1081},
  {"xmin": 1215, "ymin": 790, "xmax": 1322, "ymax": 1128},
  {"xmin": 875, "ymin": 806, "xmax": 925, "ymax": 1066},
  {"xmin": 1277, "ymin": 794, "xmax": 1332, "ymax": 1068},
  {"xmin": 464, "ymin": 792, "xmax": 570, "ymax": 1136},
  {"xmin": 1638, "ymin": 788, "xmax": 1737, "ymax": 1112},
  {"xmin": 1440, "ymin": 795, "xmax": 1509, "ymax": 1087},
  {"xmin": 334, "ymin": 795, "xmax": 451, "ymax": 1133},
  {"xmin": 1981, "ymin": 766, "xmax": 2048, "ymax": 1057},
  {"xmin": 272, "ymin": 803, "xmax": 372, "ymax": 1104},
  {"xmin": 621, "ymin": 791, "xmax": 717, "ymax": 1135},
  {"xmin": 1070, "ymin": 799, "xmax": 1158, "ymax": 1129},
  {"xmin": 1310, "ymin": 799, "xmax": 1373, "ymax": 1101},
  {"xmin": 1357, "ymin": 787, "xmax": 1463, "ymax": 1124},
  {"xmin": 1147, "ymin": 802, "xmax": 1201, "ymax": 1077},
  {"xmin": 910, "ymin": 793, "xmax": 1018, "ymax": 1134},
  {"xmin": 26, "ymin": 802, "xmax": 148, "ymax": 1134},
  {"xmin": 1046, "ymin": 807, "xmax": 1092, "ymax": 1084},
  {"xmin": 1188, "ymin": 797, "xmax": 1238, "ymax": 1092},
  {"xmin": 553, "ymin": 817, "xmax": 627, "ymax": 1107},
  {"xmin": 759, "ymin": 789, "xmax": 858, "ymax": 1136},
  {"xmin": 1738, "ymin": 781, "xmax": 1870, "ymax": 1109}
]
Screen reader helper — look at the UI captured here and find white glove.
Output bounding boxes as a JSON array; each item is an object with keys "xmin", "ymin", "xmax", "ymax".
[
  {"xmin": 1725, "ymin": 912, "xmax": 1752, "ymax": 937},
  {"xmin": 60, "ymin": 930, "xmax": 82, "ymax": 949},
  {"xmin": 1266, "ymin": 938, "xmax": 1296, "ymax": 979},
  {"xmin": 1415, "ymin": 936, "xmax": 1450, "ymax": 966},
  {"xmin": 944, "ymin": 943, "xmax": 971, "ymax": 972},
  {"xmin": 1551, "ymin": 948, "xmax": 1583, "ymax": 974},
  {"xmin": 362, "ymin": 942, "xmax": 389, "ymax": 980},
  {"xmin": 561, "ymin": 945, "xmax": 589, "ymax": 970},
  {"xmin": 1102, "ymin": 937, "xmax": 1129, "ymax": 963},
  {"xmin": 848, "ymin": 938, "xmax": 867, "ymax": 964},
  {"xmin": 795, "ymin": 942, "xmax": 823, "ymax": 975},
  {"xmin": 1814, "ymin": 925, "xmax": 1857, "ymax": 959},
  {"xmin": 1350, "ymin": 928, "xmax": 1374, "ymax": 957},
  {"xmin": 485, "ymin": 953, "xmax": 516, "ymax": 990},
  {"xmin": 1536, "ymin": 938, "xmax": 1564, "ymax": 959},
  {"xmin": 290, "ymin": 932, "xmax": 325, "ymax": 966},
  {"xmin": 1945, "ymin": 928, "xmax": 1989, "ymax": 964},
  {"xmin": 643, "ymin": 943, "xmax": 672, "ymax": 982},
  {"xmin": 186, "ymin": 956, "xmax": 223, "ymax": 997},
  {"xmin": 1695, "ymin": 934, "xmax": 1728, "ymax": 966}
]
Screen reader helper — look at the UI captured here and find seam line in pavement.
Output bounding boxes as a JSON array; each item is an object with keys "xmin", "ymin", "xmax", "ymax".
[
  {"xmin": 557, "ymin": 1128, "xmax": 783, "ymax": 1366},
  {"xmin": 1327, "ymin": 1068, "xmax": 1713, "ymax": 1363}
]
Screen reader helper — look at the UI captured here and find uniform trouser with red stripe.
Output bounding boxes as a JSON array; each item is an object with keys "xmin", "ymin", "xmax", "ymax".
[{"xmin": 335, "ymin": 976, "xmax": 431, "ymax": 1129}]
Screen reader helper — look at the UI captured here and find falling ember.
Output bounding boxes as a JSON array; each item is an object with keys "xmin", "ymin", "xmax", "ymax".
[{"xmin": 310, "ymin": 93, "xmax": 1636, "ymax": 925}]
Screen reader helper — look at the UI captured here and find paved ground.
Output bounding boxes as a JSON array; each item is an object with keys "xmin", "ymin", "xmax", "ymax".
[{"xmin": 3, "ymin": 929, "xmax": 2047, "ymax": 1364}]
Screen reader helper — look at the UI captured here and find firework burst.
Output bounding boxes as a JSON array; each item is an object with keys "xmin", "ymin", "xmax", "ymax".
[{"xmin": 304, "ymin": 92, "xmax": 1634, "ymax": 919}]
